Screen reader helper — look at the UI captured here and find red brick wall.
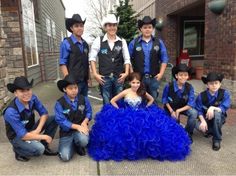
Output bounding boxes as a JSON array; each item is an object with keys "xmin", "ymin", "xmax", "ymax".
[
  {"xmin": 156, "ymin": 0, "xmax": 236, "ymax": 80},
  {"xmin": 156, "ymin": 0, "xmax": 202, "ymax": 63},
  {"xmin": 204, "ymin": 0, "xmax": 236, "ymax": 80}
]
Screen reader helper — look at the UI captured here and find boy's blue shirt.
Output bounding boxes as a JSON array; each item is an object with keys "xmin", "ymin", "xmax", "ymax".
[
  {"xmin": 59, "ymin": 34, "xmax": 86, "ymax": 65},
  {"xmin": 54, "ymin": 94, "xmax": 92, "ymax": 132},
  {"xmin": 162, "ymin": 80, "xmax": 195, "ymax": 108},
  {"xmin": 3, "ymin": 95, "xmax": 48, "ymax": 139},
  {"xmin": 195, "ymin": 89, "xmax": 231, "ymax": 116}
]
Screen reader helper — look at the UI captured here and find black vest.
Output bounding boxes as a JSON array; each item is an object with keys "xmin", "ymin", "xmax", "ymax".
[
  {"xmin": 164, "ymin": 82, "xmax": 191, "ymax": 112},
  {"xmin": 98, "ymin": 36, "xmax": 124, "ymax": 76},
  {"xmin": 131, "ymin": 37, "xmax": 161, "ymax": 76},
  {"xmin": 57, "ymin": 95, "xmax": 86, "ymax": 137},
  {"xmin": 3, "ymin": 99, "xmax": 35, "ymax": 141},
  {"xmin": 201, "ymin": 89, "xmax": 225, "ymax": 114},
  {"xmin": 66, "ymin": 37, "xmax": 89, "ymax": 82}
]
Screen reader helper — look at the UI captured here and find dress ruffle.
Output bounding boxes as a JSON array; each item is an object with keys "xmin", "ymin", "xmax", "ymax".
[{"xmin": 88, "ymin": 103, "xmax": 191, "ymax": 161}]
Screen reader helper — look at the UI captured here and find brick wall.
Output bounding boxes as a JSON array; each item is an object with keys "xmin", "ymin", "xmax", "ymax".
[
  {"xmin": 156, "ymin": 0, "xmax": 236, "ymax": 106},
  {"xmin": 0, "ymin": 0, "xmax": 25, "ymax": 109}
]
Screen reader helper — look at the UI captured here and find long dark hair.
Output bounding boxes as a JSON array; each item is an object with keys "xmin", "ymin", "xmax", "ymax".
[{"xmin": 128, "ymin": 72, "xmax": 146, "ymax": 99}]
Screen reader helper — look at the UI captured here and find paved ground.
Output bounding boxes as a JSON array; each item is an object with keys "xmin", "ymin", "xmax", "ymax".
[{"xmin": 0, "ymin": 81, "xmax": 236, "ymax": 175}]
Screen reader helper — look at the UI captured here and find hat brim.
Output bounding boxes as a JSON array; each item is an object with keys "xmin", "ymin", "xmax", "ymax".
[
  {"xmin": 7, "ymin": 79, "xmax": 33, "ymax": 93},
  {"xmin": 201, "ymin": 77, "xmax": 208, "ymax": 84},
  {"xmin": 57, "ymin": 80, "xmax": 70, "ymax": 92},
  {"xmin": 201, "ymin": 74, "xmax": 224, "ymax": 84},
  {"xmin": 172, "ymin": 66, "xmax": 194, "ymax": 79},
  {"xmin": 138, "ymin": 18, "xmax": 156, "ymax": 29},
  {"xmin": 65, "ymin": 18, "xmax": 86, "ymax": 33}
]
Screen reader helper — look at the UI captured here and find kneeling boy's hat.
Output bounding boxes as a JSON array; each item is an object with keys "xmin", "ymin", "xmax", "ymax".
[
  {"xmin": 201, "ymin": 72, "xmax": 224, "ymax": 84},
  {"xmin": 57, "ymin": 74, "xmax": 77, "ymax": 92},
  {"xmin": 172, "ymin": 63, "xmax": 194, "ymax": 79},
  {"xmin": 65, "ymin": 14, "xmax": 86, "ymax": 33},
  {"xmin": 7, "ymin": 76, "xmax": 34, "ymax": 93},
  {"xmin": 138, "ymin": 16, "xmax": 156, "ymax": 29}
]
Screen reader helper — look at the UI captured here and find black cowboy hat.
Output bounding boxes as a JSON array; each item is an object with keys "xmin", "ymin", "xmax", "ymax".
[
  {"xmin": 65, "ymin": 14, "xmax": 86, "ymax": 33},
  {"xmin": 57, "ymin": 74, "xmax": 77, "ymax": 92},
  {"xmin": 138, "ymin": 16, "xmax": 156, "ymax": 29},
  {"xmin": 201, "ymin": 72, "xmax": 224, "ymax": 84},
  {"xmin": 172, "ymin": 63, "xmax": 194, "ymax": 79},
  {"xmin": 7, "ymin": 76, "xmax": 34, "ymax": 93}
]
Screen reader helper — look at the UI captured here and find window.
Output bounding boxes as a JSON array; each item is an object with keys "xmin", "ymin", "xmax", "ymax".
[
  {"xmin": 21, "ymin": 0, "xmax": 39, "ymax": 68},
  {"xmin": 183, "ymin": 20, "xmax": 204, "ymax": 57},
  {"xmin": 32, "ymin": 0, "xmax": 39, "ymax": 22}
]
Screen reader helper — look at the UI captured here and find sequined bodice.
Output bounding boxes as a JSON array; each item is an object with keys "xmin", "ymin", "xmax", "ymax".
[{"xmin": 124, "ymin": 96, "xmax": 142, "ymax": 109}]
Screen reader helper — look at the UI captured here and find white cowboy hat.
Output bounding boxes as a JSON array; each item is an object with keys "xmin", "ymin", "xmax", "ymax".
[{"xmin": 102, "ymin": 14, "xmax": 119, "ymax": 27}]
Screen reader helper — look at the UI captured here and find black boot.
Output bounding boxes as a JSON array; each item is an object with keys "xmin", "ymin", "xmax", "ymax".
[
  {"xmin": 43, "ymin": 146, "xmax": 58, "ymax": 156},
  {"xmin": 76, "ymin": 147, "xmax": 86, "ymax": 156},
  {"xmin": 212, "ymin": 141, "xmax": 221, "ymax": 151},
  {"xmin": 15, "ymin": 152, "xmax": 30, "ymax": 162}
]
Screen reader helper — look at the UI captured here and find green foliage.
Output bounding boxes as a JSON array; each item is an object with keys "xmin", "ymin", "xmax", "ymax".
[{"xmin": 115, "ymin": 0, "xmax": 138, "ymax": 44}]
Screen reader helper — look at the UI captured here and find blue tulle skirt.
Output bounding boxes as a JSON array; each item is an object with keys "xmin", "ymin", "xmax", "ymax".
[{"xmin": 88, "ymin": 104, "xmax": 191, "ymax": 161}]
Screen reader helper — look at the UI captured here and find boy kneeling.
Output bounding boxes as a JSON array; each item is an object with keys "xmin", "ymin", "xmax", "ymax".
[
  {"xmin": 3, "ymin": 76, "xmax": 58, "ymax": 162},
  {"xmin": 196, "ymin": 72, "xmax": 231, "ymax": 151},
  {"xmin": 55, "ymin": 75, "xmax": 92, "ymax": 161}
]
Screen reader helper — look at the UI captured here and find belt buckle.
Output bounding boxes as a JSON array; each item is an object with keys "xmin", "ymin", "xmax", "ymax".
[
  {"xmin": 144, "ymin": 74, "xmax": 150, "ymax": 78},
  {"xmin": 109, "ymin": 73, "xmax": 114, "ymax": 78}
]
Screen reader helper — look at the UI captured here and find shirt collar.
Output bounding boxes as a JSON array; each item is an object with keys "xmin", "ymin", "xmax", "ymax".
[
  {"xmin": 70, "ymin": 34, "xmax": 84, "ymax": 45},
  {"xmin": 63, "ymin": 94, "xmax": 78, "ymax": 104},
  {"xmin": 207, "ymin": 89, "xmax": 218, "ymax": 98},
  {"xmin": 102, "ymin": 33, "xmax": 121, "ymax": 42},
  {"xmin": 137, "ymin": 35, "xmax": 155, "ymax": 43},
  {"xmin": 15, "ymin": 96, "xmax": 34, "ymax": 113},
  {"xmin": 173, "ymin": 80, "xmax": 186, "ymax": 93}
]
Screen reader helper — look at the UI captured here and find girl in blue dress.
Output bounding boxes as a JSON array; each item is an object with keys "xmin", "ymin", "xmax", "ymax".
[{"xmin": 88, "ymin": 72, "xmax": 191, "ymax": 161}]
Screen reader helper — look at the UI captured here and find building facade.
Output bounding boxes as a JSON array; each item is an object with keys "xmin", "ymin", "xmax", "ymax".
[
  {"xmin": 156, "ymin": 0, "xmax": 236, "ymax": 106},
  {"xmin": 130, "ymin": 0, "xmax": 236, "ymax": 106},
  {"xmin": 0, "ymin": 0, "xmax": 66, "ymax": 109},
  {"xmin": 130, "ymin": 0, "xmax": 156, "ymax": 18}
]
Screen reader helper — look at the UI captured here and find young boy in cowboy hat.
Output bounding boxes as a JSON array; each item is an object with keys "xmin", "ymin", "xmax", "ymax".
[
  {"xmin": 162, "ymin": 63, "xmax": 197, "ymax": 142},
  {"xmin": 195, "ymin": 72, "xmax": 231, "ymax": 151},
  {"xmin": 60, "ymin": 14, "xmax": 89, "ymax": 96},
  {"xmin": 3, "ymin": 76, "xmax": 58, "ymax": 162},
  {"xmin": 89, "ymin": 14, "xmax": 131, "ymax": 104},
  {"xmin": 129, "ymin": 16, "xmax": 169, "ymax": 104},
  {"xmin": 55, "ymin": 74, "xmax": 92, "ymax": 161}
]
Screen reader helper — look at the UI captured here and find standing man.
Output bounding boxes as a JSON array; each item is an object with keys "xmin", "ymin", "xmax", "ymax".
[
  {"xmin": 129, "ymin": 16, "xmax": 169, "ymax": 104},
  {"xmin": 89, "ymin": 14, "xmax": 131, "ymax": 104},
  {"xmin": 60, "ymin": 14, "xmax": 89, "ymax": 96}
]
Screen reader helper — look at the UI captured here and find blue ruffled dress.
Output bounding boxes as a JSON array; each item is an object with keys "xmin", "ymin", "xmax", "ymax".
[{"xmin": 88, "ymin": 97, "xmax": 191, "ymax": 161}]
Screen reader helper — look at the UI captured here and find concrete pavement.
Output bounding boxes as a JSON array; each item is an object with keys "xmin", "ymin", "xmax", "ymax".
[{"xmin": 0, "ymin": 81, "xmax": 236, "ymax": 175}]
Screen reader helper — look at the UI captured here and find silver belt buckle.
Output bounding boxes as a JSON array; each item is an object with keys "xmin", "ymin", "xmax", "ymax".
[
  {"xmin": 109, "ymin": 73, "xmax": 114, "ymax": 78},
  {"xmin": 144, "ymin": 74, "xmax": 150, "ymax": 78}
]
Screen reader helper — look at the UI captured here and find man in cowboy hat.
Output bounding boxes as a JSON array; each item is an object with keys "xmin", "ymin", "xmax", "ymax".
[
  {"xmin": 89, "ymin": 14, "xmax": 131, "ymax": 104},
  {"xmin": 195, "ymin": 72, "xmax": 231, "ymax": 151},
  {"xmin": 162, "ymin": 63, "xmax": 197, "ymax": 143},
  {"xmin": 54, "ymin": 74, "xmax": 92, "ymax": 161},
  {"xmin": 129, "ymin": 16, "xmax": 169, "ymax": 104},
  {"xmin": 3, "ymin": 76, "xmax": 58, "ymax": 162},
  {"xmin": 60, "ymin": 14, "xmax": 89, "ymax": 96}
]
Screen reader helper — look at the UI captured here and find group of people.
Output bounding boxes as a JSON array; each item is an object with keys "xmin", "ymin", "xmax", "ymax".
[{"xmin": 2, "ymin": 13, "xmax": 231, "ymax": 163}]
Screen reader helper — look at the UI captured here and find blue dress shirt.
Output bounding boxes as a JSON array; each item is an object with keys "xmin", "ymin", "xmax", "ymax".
[
  {"xmin": 60, "ymin": 34, "xmax": 85, "ymax": 65},
  {"xmin": 129, "ymin": 35, "xmax": 169, "ymax": 73},
  {"xmin": 162, "ymin": 80, "xmax": 195, "ymax": 108},
  {"xmin": 3, "ymin": 95, "xmax": 48, "ymax": 139},
  {"xmin": 195, "ymin": 89, "xmax": 231, "ymax": 116},
  {"xmin": 54, "ymin": 94, "xmax": 92, "ymax": 131}
]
